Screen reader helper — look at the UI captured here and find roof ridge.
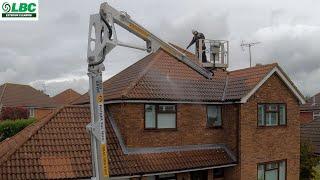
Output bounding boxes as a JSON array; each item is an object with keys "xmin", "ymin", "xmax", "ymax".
[
  {"xmin": 0, "ymin": 106, "xmax": 66, "ymax": 165},
  {"xmin": 121, "ymin": 50, "xmax": 162, "ymax": 98},
  {"xmin": 230, "ymin": 63, "xmax": 278, "ymax": 73}
]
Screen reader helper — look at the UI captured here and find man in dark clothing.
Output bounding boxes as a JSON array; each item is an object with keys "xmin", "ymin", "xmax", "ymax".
[{"xmin": 187, "ymin": 30, "xmax": 207, "ymax": 62}]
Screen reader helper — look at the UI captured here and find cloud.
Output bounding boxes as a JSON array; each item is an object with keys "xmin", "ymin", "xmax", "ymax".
[{"xmin": 249, "ymin": 24, "xmax": 320, "ymax": 95}]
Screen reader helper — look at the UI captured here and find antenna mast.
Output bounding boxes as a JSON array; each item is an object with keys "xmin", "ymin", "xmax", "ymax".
[{"xmin": 241, "ymin": 41, "xmax": 260, "ymax": 67}]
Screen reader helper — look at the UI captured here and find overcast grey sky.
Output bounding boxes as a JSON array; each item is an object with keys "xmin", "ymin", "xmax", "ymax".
[{"xmin": 0, "ymin": 0, "xmax": 319, "ymax": 97}]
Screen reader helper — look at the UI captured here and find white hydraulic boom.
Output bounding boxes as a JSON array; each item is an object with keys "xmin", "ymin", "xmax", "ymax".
[{"xmin": 86, "ymin": 2, "xmax": 213, "ymax": 180}]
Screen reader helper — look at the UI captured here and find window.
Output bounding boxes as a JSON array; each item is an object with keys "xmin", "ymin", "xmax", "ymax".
[
  {"xmin": 145, "ymin": 104, "xmax": 176, "ymax": 129},
  {"xmin": 207, "ymin": 105, "xmax": 222, "ymax": 128},
  {"xmin": 213, "ymin": 168, "xmax": 224, "ymax": 178},
  {"xmin": 147, "ymin": 174, "xmax": 176, "ymax": 180},
  {"xmin": 29, "ymin": 108, "xmax": 35, "ymax": 118},
  {"xmin": 313, "ymin": 111, "xmax": 320, "ymax": 120},
  {"xmin": 258, "ymin": 104, "xmax": 286, "ymax": 126},
  {"xmin": 257, "ymin": 160, "xmax": 286, "ymax": 180}
]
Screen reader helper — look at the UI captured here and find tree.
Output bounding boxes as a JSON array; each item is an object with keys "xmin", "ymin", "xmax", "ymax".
[{"xmin": 300, "ymin": 140, "xmax": 320, "ymax": 180}]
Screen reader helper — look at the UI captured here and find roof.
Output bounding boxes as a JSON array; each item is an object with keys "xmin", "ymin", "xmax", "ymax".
[
  {"xmin": 300, "ymin": 92, "xmax": 320, "ymax": 111},
  {"xmin": 0, "ymin": 83, "xmax": 57, "ymax": 108},
  {"xmin": 0, "ymin": 106, "xmax": 236, "ymax": 179},
  {"xmin": 301, "ymin": 118, "xmax": 320, "ymax": 154},
  {"xmin": 74, "ymin": 48, "xmax": 305, "ymax": 104},
  {"xmin": 52, "ymin": 89, "xmax": 81, "ymax": 105}
]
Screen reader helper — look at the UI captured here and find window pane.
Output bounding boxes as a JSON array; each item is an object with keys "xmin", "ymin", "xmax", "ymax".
[
  {"xmin": 147, "ymin": 176, "xmax": 156, "ymax": 180},
  {"xmin": 266, "ymin": 112, "xmax": 278, "ymax": 126},
  {"xmin": 267, "ymin": 104, "xmax": 278, "ymax": 111},
  {"xmin": 158, "ymin": 105, "xmax": 175, "ymax": 113},
  {"xmin": 258, "ymin": 164, "xmax": 265, "ymax": 180},
  {"xmin": 145, "ymin": 105, "xmax": 156, "ymax": 128},
  {"xmin": 265, "ymin": 169, "xmax": 278, "ymax": 180},
  {"xmin": 279, "ymin": 161, "xmax": 286, "ymax": 180},
  {"xmin": 158, "ymin": 113, "xmax": 176, "ymax": 128},
  {"xmin": 158, "ymin": 174, "xmax": 176, "ymax": 180},
  {"xmin": 258, "ymin": 105, "xmax": 265, "ymax": 126},
  {"xmin": 207, "ymin": 106, "xmax": 222, "ymax": 127},
  {"xmin": 279, "ymin": 105, "xmax": 286, "ymax": 125},
  {"xmin": 266, "ymin": 162, "xmax": 278, "ymax": 170}
]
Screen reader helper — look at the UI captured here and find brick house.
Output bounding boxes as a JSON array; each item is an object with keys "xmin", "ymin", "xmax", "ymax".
[
  {"xmin": 0, "ymin": 48, "xmax": 305, "ymax": 180},
  {"xmin": 300, "ymin": 93, "xmax": 320, "ymax": 124},
  {"xmin": 52, "ymin": 88, "xmax": 81, "ymax": 105},
  {"xmin": 301, "ymin": 117, "xmax": 320, "ymax": 155},
  {"xmin": 0, "ymin": 83, "xmax": 57, "ymax": 120}
]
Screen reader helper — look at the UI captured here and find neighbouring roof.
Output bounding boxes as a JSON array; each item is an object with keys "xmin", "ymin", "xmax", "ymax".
[
  {"xmin": 0, "ymin": 106, "xmax": 236, "ymax": 179},
  {"xmin": 0, "ymin": 83, "xmax": 57, "ymax": 108},
  {"xmin": 301, "ymin": 118, "xmax": 320, "ymax": 154},
  {"xmin": 74, "ymin": 48, "xmax": 305, "ymax": 104},
  {"xmin": 300, "ymin": 92, "xmax": 320, "ymax": 111},
  {"xmin": 52, "ymin": 89, "xmax": 81, "ymax": 105}
]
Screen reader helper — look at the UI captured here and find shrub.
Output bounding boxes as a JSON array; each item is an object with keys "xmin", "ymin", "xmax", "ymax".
[
  {"xmin": 0, "ymin": 118, "xmax": 35, "ymax": 142},
  {"xmin": 300, "ymin": 140, "xmax": 320, "ymax": 180},
  {"xmin": 0, "ymin": 107, "xmax": 29, "ymax": 120}
]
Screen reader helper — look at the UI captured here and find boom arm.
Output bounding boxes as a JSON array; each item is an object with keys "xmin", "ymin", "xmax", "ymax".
[
  {"xmin": 86, "ymin": 2, "xmax": 212, "ymax": 180},
  {"xmin": 88, "ymin": 2, "xmax": 212, "ymax": 78}
]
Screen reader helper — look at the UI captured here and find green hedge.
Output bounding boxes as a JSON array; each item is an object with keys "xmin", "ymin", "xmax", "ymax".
[{"xmin": 0, "ymin": 118, "xmax": 36, "ymax": 142}]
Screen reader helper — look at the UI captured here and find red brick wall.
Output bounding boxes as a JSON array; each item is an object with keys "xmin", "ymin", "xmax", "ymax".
[
  {"xmin": 300, "ymin": 111, "xmax": 313, "ymax": 124},
  {"xmin": 236, "ymin": 74, "xmax": 300, "ymax": 180},
  {"xmin": 108, "ymin": 103, "xmax": 239, "ymax": 154}
]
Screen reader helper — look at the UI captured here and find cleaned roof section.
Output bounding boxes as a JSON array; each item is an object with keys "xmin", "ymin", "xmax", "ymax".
[
  {"xmin": 52, "ymin": 89, "xmax": 81, "ymax": 105},
  {"xmin": 74, "ymin": 48, "xmax": 281, "ymax": 104},
  {"xmin": 0, "ymin": 106, "xmax": 236, "ymax": 179},
  {"xmin": 0, "ymin": 83, "xmax": 57, "ymax": 108}
]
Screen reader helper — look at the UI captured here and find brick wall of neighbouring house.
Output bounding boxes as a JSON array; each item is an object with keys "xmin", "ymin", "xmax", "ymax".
[
  {"xmin": 108, "ymin": 103, "xmax": 239, "ymax": 154},
  {"xmin": 35, "ymin": 108, "xmax": 55, "ymax": 120},
  {"xmin": 235, "ymin": 74, "xmax": 300, "ymax": 180},
  {"xmin": 300, "ymin": 111, "xmax": 313, "ymax": 124}
]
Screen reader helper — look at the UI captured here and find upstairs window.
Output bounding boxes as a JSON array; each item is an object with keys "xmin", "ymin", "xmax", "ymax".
[
  {"xmin": 145, "ymin": 104, "xmax": 176, "ymax": 129},
  {"xmin": 258, "ymin": 160, "xmax": 286, "ymax": 180},
  {"xmin": 207, "ymin": 105, "xmax": 222, "ymax": 128},
  {"xmin": 313, "ymin": 111, "xmax": 320, "ymax": 120},
  {"xmin": 258, "ymin": 104, "xmax": 286, "ymax": 127}
]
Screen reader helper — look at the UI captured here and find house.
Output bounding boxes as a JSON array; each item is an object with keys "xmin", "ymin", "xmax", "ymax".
[
  {"xmin": 301, "ymin": 117, "xmax": 320, "ymax": 155},
  {"xmin": 0, "ymin": 48, "xmax": 305, "ymax": 180},
  {"xmin": 300, "ymin": 92, "xmax": 320, "ymax": 124},
  {"xmin": 52, "ymin": 88, "xmax": 81, "ymax": 105},
  {"xmin": 0, "ymin": 83, "xmax": 57, "ymax": 120}
]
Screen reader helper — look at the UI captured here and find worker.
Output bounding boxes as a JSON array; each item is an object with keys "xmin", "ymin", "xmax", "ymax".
[{"xmin": 187, "ymin": 30, "xmax": 207, "ymax": 62}]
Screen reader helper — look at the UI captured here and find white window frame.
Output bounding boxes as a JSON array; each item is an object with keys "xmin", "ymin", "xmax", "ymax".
[
  {"xmin": 29, "ymin": 108, "xmax": 35, "ymax": 118},
  {"xmin": 144, "ymin": 104, "xmax": 177, "ymax": 130},
  {"xmin": 313, "ymin": 111, "xmax": 320, "ymax": 120}
]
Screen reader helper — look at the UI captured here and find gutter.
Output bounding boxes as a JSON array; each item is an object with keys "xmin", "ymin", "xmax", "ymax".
[
  {"xmin": 104, "ymin": 99, "xmax": 241, "ymax": 105},
  {"xmin": 110, "ymin": 163, "xmax": 238, "ymax": 179}
]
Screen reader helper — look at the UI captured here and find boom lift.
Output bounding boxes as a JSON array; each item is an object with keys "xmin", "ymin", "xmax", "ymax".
[{"xmin": 86, "ymin": 2, "xmax": 226, "ymax": 180}]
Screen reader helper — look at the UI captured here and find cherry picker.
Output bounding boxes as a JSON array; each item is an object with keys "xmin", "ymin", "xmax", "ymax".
[{"xmin": 86, "ymin": 2, "xmax": 228, "ymax": 180}]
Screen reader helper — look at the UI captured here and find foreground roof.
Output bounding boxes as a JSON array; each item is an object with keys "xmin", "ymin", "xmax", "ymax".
[
  {"xmin": 0, "ymin": 106, "xmax": 236, "ymax": 179},
  {"xmin": 0, "ymin": 83, "xmax": 57, "ymax": 108},
  {"xmin": 52, "ymin": 89, "xmax": 81, "ymax": 105},
  {"xmin": 301, "ymin": 118, "xmax": 320, "ymax": 154},
  {"xmin": 74, "ymin": 48, "xmax": 305, "ymax": 104}
]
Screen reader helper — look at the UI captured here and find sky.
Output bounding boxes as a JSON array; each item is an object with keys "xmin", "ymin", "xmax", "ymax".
[{"xmin": 0, "ymin": 0, "xmax": 319, "ymax": 97}]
